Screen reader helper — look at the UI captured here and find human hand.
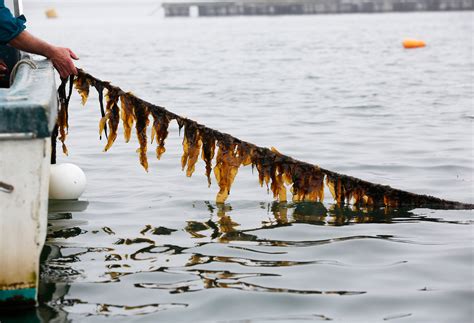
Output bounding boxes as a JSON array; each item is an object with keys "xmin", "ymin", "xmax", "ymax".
[
  {"xmin": 48, "ymin": 47, "xmax": 79, "ymax": 79},
  {"xmin": 0, "ymin": 60, "xmax": 8, "ymax": 78}
]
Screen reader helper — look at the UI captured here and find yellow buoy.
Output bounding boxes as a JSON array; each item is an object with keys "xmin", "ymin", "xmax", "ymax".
[
  {"xmin": 45, "ymin": 8, "xmax": 58, "ymax": 19},
  {"xmin": 403, "ymin": 39, "xmax": 426, "ymax": 49}
]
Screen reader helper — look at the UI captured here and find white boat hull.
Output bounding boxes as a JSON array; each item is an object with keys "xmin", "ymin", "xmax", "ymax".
[{"xmin": 0, "ymin": 138, "xmax": 50, "ymax": 308}]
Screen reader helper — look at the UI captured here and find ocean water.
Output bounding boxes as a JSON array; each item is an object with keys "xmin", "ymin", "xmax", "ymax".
[{"xmin": 3, "ymin": 2, "xmax": 474, "ymax": 322}]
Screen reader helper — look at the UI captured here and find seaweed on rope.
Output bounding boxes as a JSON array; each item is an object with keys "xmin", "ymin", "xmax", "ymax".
[{"xmin": 54, "ymin": 69, "xmax": 473, "ymax": 209}]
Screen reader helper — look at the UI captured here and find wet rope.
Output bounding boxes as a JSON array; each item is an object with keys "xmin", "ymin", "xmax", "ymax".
[{"xmin": 9, "ymin": 58, "xmax": 37, "ymax": 86}]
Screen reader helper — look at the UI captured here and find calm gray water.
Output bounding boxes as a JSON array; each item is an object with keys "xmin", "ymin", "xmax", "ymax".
[{"xmin": 5, "ymin": 2, "xmax": 474, "ymax": 322}]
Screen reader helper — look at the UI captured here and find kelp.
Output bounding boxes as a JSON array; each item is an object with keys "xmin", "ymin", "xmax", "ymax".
[
  {"xmin": 214, "ymin": 141, "xmax": 242, "ymax": 203},
  {"xmin": 74, "ymin": 71, "xmax": 90, "ymax": 106},
  {"xmin": 133, "ymin": 99, "xmax": 151, "ymax": 171},
  {"xmin": 56, "ymin": 75, "xmax": 75, "ymax": 156},
  {"xmin": 181, "ymin": 121, "xmax": 202, "ymax": 177},
  {"xmin": 120, "ymin": 93, "xmax": 135, "ymax": 142},
  {"xmin": 150, "ymin": 109, "xmax": 169, "ymax": 160},
  {"xmin": 200, "ymin": 128, "xmax": 216, "ymax": 187},
  {"xmin": 100, "ymin": 88, "xmax": 120, "ymax": 151},
  {"xmin": 53, "ymin": 69, "xmax": 473, "ymax": 209}
]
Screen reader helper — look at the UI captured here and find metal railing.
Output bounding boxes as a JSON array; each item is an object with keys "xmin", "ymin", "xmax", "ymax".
[{"xmin": 13, "ymin": 0, "xmax": 23, "ymax": 17}]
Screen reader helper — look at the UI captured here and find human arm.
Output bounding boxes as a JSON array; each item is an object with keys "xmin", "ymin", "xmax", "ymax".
[
  {"xmin": 1, "ymin": 2, "xmax": 78, "ymax": 79},
  {"xmin": 8, "ymin": 30, "xmax": 78, "ymax": 79}
]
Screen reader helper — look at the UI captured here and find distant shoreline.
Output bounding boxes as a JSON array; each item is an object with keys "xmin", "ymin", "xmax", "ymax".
[{"xmin": 162, "ymin": 0, "xmax": 473, "ymax": 17}]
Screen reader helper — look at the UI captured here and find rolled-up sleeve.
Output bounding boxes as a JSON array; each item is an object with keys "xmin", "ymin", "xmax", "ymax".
[{"xmin": 0, "ymin": 5, "xmax": 26, "ymax": 45}]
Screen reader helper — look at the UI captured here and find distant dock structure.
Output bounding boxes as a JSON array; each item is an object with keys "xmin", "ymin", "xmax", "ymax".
[{"xmin": 162, "ymin": 0, "xmax": 473, "ymax": 17}]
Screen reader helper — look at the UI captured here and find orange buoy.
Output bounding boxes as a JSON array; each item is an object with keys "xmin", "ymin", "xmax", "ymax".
[
  {"xmin": 403, "ymin": 39, "xmax": 426, "ymax": 49},
  {"xmin": 45, "ymin": 8, "xmax": 58, "ymax": 19}
]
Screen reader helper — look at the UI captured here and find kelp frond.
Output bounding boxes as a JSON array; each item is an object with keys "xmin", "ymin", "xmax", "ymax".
[{"xmin": 56, "ymin": 75, "xmax": 75, "ymax": 155}]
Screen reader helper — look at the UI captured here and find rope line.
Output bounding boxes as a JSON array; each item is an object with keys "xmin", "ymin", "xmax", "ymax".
[{"xmin": 54, "ymin": 69, "xmax": 473, "ymax": 209}]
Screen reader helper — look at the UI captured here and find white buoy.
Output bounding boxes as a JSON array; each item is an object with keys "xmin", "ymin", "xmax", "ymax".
[{"xmin": 49, "ymin": 163, "xmax": 86, "ymax": 200}]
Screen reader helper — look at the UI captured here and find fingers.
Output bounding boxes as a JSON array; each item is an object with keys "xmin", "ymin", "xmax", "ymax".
[
  {"xmin": 54, "ymin": 60, "xmax": 76, "ymax": 79},
  {"xmin": 68, "ymin": 59, "xmax": 78, "ymax": 76},
  {"xmin": 50, "ymin": 47, "xmax": 78, "ymax": 78},
  {"xmin": 53, "ymin": 59, "xmax": 75, "ymax": 79},
  {"xmin": 63, "ymin": 48, "xmax": 78, "ymax": 75},
  {"xmin": 68, "ymin": 48, "xmax": 79, "ymax": 60},
  {"xmin": 53, "ymin": 62, "xmax": 67, "ymax": 79}
]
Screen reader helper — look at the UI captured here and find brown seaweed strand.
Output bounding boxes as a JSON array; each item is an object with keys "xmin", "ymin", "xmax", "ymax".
[
  {"xmin": 71, "ymin": 70, "xmax": 474, "ymax": 209},
  {"xmin": 156, "ymin": 115, "xmax": 170, "ymax": 159},
  {"xmin": 214, "ymin": 140, "xmax": 242, "ymax": 203},
  {"xmin": 181, "ymin": 121, "xmax": 202, "ymax": 177},
  {"xmin": 120, "ymin": 93, "xmax": 135, "ymax": 143},
  {"xmin": 200, "ymin": 128, "xmax": 216, "ymax": 187},
  {"xmin": 251, "ymin": 147, "xmax": 274, "ymax": 190},
  {"xmin": 57, "ymin": 78, "xmax": 69, "ymax": 155},
  {"xmin": 326, "ymin": 175, "xmax": 344, "ymax": 205},
  {"xmin": 288, "ymin": 163, "xmax": 324, "ymax": 202},
  {"xmin": 150, "ymin": 109, "xmax": 170, "ymax": 160},
  {"xmin": 274, "ymin": 166, "xmax": 288, "ymax": 201},
  {"xmin": 269, "ymin": 147, "xmax": 288, "ymax": 201},
  {"xmin": 132, "ymin": 97, "xmax": 150, "ymax": 171},
  {"xmin": 92, "ymin": 82, "xmax": 108, "ymax": 139},
  {"xmin": 100, "ymin": 88, "xmax": 120, "ymax": 151},
  {"xmin": 54, "ymin": 76, "xmax": 74, "ymax": 159},
  {"xmin": 74, "ymin": 72, "xmax": 90, "ymax": 106},
  {"xmin": 326, "ymin": 173, "xmax": 391, "ymax": 207},
  {"xmin": 66, "ymin": 74, "xmax": 75, "ymax": 107},
  {"xmin": 239, "ymin": 142, "xmax": 253, "ymax": 167},
  {"xmin": 177, "ymin": 118, "xmax": 185, "ymax": 136}
]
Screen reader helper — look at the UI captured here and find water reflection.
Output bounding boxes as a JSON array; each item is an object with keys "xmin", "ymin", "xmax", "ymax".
[
  {"xmin": 56, "ymin": 299, "xmax": 188, "ymax": 317},
  {"xmin": 47, "ymin": 200, "xmax": 89, "ymax": 240},
  {"xmin": 134, "ymin": 269, "xmax": 366, "ymax": 296},
  {"xmin": 27, "ymin": 201, "xmax": 471, "ymax": 322},
  {"xmin": 181, "ymin": 202, "xmax": 420, "ymax": 243}
]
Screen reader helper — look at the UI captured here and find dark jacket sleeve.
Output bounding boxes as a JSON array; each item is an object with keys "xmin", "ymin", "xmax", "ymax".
[{"xmin": 0, "ymin": 3, "xmax": 27, "ymax": 45}]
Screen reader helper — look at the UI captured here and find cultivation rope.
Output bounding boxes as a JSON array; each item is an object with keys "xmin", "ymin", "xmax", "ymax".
[{"xmin": 54, "ymin": 69, "xmax": 473, "ymax": 209}]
